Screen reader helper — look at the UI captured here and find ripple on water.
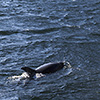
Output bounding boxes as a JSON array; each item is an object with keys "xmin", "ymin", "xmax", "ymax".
[{"xmin": 0, "ymin": 0, "xmax": 100, "ymax": 100}]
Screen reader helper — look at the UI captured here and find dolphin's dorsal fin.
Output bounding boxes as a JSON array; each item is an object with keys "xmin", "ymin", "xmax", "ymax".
[{"xmin": 21, "ymin": 67, "xmax": 36, "ymax": 78}]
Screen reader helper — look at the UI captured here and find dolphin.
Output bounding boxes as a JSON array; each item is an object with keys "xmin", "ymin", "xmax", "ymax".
[{"xmin": 21, "ymin": 61, "xmax": 71, "ymax": 78}]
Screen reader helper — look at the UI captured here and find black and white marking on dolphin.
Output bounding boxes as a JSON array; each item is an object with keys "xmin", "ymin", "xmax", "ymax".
[{"xmin": 21, "ymin": 61, "xmax": 71, "ymax": 78}]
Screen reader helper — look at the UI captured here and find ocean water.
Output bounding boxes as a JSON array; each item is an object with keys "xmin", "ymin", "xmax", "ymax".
[{"xmin": 0, "ymin": 0, "xmax": 100, "ymax": 100}]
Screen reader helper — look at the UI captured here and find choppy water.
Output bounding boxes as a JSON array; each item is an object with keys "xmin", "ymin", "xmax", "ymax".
[{"xmin": 0, "ymin": 0, "xmax": 100, "ymax": 100}]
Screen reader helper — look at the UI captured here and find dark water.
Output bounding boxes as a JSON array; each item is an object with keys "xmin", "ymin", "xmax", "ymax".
[{"xmin": 0, "ymin": 0, "xmax": 100, "ymax": 100}]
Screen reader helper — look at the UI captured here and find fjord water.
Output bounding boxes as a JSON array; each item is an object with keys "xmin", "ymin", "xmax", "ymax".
[{"xmin": 0, "ymin": 0, "xmax": 100, "ymax": 100}]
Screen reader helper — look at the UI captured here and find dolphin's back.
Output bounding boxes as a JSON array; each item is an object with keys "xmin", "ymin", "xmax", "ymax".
[{"xmin": 35, "ymin": 62, "xmax": 64, "ymax": 74}]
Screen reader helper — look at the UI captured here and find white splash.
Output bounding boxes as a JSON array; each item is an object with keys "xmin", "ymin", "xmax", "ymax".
[
  {"xmin": 8, "ymin": 72, "xmax": 30, "ymax": 80},
  {"xmin": 8, "ymin": 72, "xmax": 45, "ymax": 80},
  {"xmin": 35, "ymin": 73, "xmax": 45, "ymax": 79}
]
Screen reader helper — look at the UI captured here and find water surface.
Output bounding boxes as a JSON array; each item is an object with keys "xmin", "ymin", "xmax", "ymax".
[{"xmin": 0, "ymin": 0, "xmax": 100, "ymax": 100}]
